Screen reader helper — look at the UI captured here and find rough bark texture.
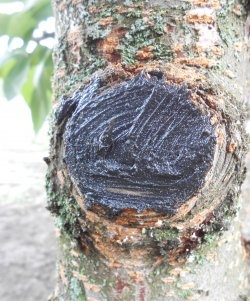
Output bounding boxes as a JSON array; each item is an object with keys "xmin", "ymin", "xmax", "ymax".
[{"xmin": 47, "ymin": 0, "xmax": 250, "ymax": 300}]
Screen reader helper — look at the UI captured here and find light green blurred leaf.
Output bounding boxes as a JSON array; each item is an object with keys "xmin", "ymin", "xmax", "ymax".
[
  {"xmin": 29, "ymin": 45, "xmax": 48, "ymax": 66},
  {"xmin": 0, "ymin": 0, "xmax": 52, "ymax": 41},
  {"xmin": 5, "ymin": 13, "xmax": 37, "ymax": 41},
  {"xmin": 3, "ymin": 54, "xmax": 29, "ymax": 99},
  {"xmin": 29, "ymin": 0, "xmax": 52, "ymax": 21},
  {"xmin": 0, "ymin": 0, "xmax": 53, "ymax": 131},
  {"xmin": 21, "ymin": 49, "xmax": 52, "ymax": 132}
]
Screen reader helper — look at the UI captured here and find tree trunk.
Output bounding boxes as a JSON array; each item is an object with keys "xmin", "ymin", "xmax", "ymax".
[{"xmin": 47, "ymin": 1, "xmax": 249, "ymax": 300}]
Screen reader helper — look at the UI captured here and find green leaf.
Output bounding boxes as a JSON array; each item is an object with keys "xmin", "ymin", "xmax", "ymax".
[
  {"xmin": 21, "ymin": 63, "xmax": 36, "ymax": 105},
  {"xmin": 0, "ymin": 0, "xmax": 53, "ymax": 131},
  {"xmin": 0, "ymin": 12, "xmax": 36, "ymax": 40},
  {"xmin": 28, "ymin": 0, "xmax": 52, "ymax": 21},
  {"xmin": 29, "ymin": 44, "xmax": 48, "ymax": 66},
  {"xmin": 0, "ymin": 0, "xmax": 52, "ymax": 41},
  {"xmin": 0, "ymin": 56, "xmax": 16, "ymax": 77},
  {"xmin": 22, "ymin": 49, "xmax": 53, "ymax": 132},
  {"xmin": 30, "ymin": 66, "xmax": 52, "ymax": 132},
  {"xmin": 0, "ymin": 53, "xmax": 29, "ymax": 99}
]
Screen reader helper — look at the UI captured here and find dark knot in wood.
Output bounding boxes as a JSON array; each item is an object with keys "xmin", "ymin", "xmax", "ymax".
[{"xmin": 58, "ymin": 72, "xmax": 216, "ymax": 216}]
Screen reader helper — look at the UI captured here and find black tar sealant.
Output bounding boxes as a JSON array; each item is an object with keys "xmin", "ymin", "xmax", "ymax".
[{"xmin": 57, "ymin": 72, "xmax": 216, "ymax": 215}]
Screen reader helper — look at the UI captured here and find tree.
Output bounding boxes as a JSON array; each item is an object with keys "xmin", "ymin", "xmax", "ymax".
[{"xmin": 46, "ymin": 0, "xmax": 249, "ymax": 300}]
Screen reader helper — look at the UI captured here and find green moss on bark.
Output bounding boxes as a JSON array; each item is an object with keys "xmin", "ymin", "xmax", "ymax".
[{"xmin": 46, "ymin": 176, "xmax": 83, "ymax": 237}]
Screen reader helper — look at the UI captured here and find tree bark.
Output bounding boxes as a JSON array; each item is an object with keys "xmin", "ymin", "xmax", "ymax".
[{"xmin": 47, "ymin": 0, "xmax": 249, "ymax": 300}]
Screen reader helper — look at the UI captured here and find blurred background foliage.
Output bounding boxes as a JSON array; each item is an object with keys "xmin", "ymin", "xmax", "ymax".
[{"xmin": 0, "ymin": 0, "xmax": 54, "ymax": 132}]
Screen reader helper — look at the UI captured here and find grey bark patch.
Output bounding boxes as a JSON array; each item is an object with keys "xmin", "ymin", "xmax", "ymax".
[{"xmin": 59, "ymin": 72, "xmax": 216, "ymax": 215}]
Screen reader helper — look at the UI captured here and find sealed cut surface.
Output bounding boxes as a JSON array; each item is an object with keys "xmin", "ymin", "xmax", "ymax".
[{"xmin": 62, "ymin": 72, "xmax": 216, "ymax": 215}]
